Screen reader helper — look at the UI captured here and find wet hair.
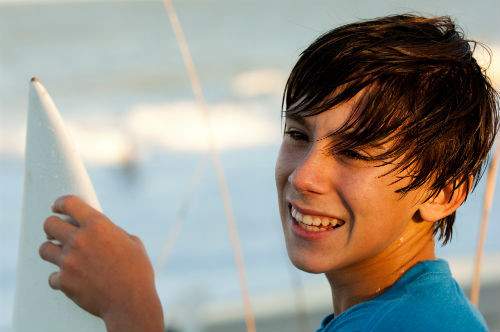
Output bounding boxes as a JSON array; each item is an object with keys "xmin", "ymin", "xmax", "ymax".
[{"xmin": 283, "ymin": 14, "xmax": 499, "ymax": 245}]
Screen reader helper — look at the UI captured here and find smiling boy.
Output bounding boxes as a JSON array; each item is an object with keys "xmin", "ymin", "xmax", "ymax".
[{"xmin": 39, "ymin": 14, "xmax": 498, "ymax": 332}]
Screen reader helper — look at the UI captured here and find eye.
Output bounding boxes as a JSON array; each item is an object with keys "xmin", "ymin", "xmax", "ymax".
[
  {"xmin": 338, "ymin": 149, "xmax": 370, "ymax": 161},
  {"xmin": 284, "ymin": 129, "xmax": 309, "ymax": 142}
]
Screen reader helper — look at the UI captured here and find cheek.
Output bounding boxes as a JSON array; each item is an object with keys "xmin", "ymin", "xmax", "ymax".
[
  {"xmin": 348, "ymin": 176, "xmax": 418, "ymax": 250},
  {"xmin": 275, "ymin": 146, "xmax": 288, "ymax": 218},
  {"xmin": 340, "ymin": 170, "xmax": 410, "ymax": 237},
  {"xmin": 274, "ymin": 144, "xmax": 296, "ymax": 192}
]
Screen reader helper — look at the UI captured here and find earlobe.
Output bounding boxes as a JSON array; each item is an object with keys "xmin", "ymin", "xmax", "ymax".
[{"xmin": 417, "ymin": 178, "xmax": 471, "ymax": 222}]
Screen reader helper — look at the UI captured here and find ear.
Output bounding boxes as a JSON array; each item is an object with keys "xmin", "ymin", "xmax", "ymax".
[{"xmin": 418, "ymin": 177, "xmax": 472, "ymax": 222}]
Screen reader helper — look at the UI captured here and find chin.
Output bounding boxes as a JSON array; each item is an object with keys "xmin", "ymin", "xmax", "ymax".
[{"xmin": 286, "ymin": 247, "xmax": 337, "ymax": 274}]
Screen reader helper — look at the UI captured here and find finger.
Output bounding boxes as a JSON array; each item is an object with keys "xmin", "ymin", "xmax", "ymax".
[
  {"xmin": 39, "ymin": 241, "xmax": 63, "ymax": 267},
  {"xmin": 52, "ymin": 195, "xmax": 101, "ymax": 227},
  {"xmin": 48, "ymin": 271, "xmax": 61, "ymax": 290},
  {"xmin": 43, "ymin": 215, "xmax": 78, "ymax": 244}
]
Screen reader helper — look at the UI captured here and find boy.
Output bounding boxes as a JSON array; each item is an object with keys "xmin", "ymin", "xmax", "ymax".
[{"xmin": 39, "ymin": 14, "xmax": 498, "ymax": 331}]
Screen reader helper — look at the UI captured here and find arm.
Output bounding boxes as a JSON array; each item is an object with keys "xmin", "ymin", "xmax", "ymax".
[{"xmin": 39, "ymin": 195, "xmax": 164, "ymax": 332}]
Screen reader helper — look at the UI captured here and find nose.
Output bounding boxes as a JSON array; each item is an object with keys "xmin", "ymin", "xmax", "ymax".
[{"xmin": 289, "ymin": 146, "xmax": 331, "ymax": 195}]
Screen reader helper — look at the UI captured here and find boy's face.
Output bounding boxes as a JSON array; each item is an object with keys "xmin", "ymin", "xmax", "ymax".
[{"xmin": 275, "ymin": 95, "xmax": 433, "ymax": 273}]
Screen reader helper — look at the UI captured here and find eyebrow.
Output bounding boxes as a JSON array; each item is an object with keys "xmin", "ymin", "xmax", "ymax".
[{"xmin": 285, "ymin": 115, "xmax": 308, "ymax": 127}]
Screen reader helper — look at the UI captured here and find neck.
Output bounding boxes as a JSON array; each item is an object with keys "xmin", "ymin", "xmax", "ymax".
[{"xmin": 325, "ymin": 222, "xmax": 436, "ymax": 315}]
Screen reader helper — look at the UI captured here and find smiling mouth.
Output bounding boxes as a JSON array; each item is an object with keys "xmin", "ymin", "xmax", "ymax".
[{"xmin": 289, "ymin": 203, "xmax": 345, "ymax": 232}]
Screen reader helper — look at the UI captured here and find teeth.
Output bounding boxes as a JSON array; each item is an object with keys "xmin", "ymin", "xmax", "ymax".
[
  {"xmin": 295, "ymin": 210, "xmax": 302, "ymax": 221},
  {"xmin": 304, "ymin": 224, "xmax": 321, "ymax": 232},
  {"xmin": 290, "ymin": 206, "xmax": 343, "ymax": 229},
  {"xmin": 302, "ymin": 215, "xmax": 314, "ymax": 225}
]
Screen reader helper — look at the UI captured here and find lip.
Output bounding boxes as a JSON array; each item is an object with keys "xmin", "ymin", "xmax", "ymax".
[
  {"xmin": 287, "ymin": 201, "xmax": 345, "ymax": 240},
  {"xmin": 288, "ymin": 200, "xmax": 344, "ymax": 221}
]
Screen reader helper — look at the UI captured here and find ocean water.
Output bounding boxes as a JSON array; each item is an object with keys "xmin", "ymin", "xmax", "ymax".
[{"xmin": 1, "ymin": 0, "xmax": 499, "ymax": 330}]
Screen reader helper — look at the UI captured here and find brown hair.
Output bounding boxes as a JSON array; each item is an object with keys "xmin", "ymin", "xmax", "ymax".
[{"xmin": 283, "ymin": 14, "xmax": 499, "ymax": 244}]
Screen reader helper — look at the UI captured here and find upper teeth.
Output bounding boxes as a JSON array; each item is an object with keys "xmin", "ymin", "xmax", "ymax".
[{"xmin": 291, "ymin": 206, "xmax": 343, "ymax": 227}]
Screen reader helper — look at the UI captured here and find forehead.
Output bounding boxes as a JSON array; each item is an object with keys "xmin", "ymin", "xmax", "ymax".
[{"xmin": 285, "ymin": 92, "xmax": 363, "ymax": 136}]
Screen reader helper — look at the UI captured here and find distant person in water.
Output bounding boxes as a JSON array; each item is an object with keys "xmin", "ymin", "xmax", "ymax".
[{"xmin": 39, "ymin": 14, "xmax": 498, "ymax": 331}]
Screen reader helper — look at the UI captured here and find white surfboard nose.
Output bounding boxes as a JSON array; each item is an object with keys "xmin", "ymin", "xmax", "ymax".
[
  {"xmin": 12, "ymin": 78, "xmax": 104, "ymax": 332},
  {"xmin": 25, "ymin": 77, "xmax": 101, "ymax": 211}
]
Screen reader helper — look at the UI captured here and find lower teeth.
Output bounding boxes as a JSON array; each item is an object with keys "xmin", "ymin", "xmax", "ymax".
[{"xmin": 298, "ymin": 221, "xmax": 332, "ymax": 232}]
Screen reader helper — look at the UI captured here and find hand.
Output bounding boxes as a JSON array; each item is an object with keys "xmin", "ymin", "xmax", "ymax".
[{"xmin": 39, "ymin": 195, "xmax": 164, "ymax": 332}]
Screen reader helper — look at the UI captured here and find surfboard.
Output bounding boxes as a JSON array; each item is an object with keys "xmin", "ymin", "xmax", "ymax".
[{"xmin": 12, "ymin": 78, "xmax": 105, "ymax": 332}]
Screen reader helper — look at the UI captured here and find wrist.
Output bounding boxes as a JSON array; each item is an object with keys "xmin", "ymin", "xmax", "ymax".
[{"xmin": 103, "ymin": 288, "xmax": 164, "ymax": 332}]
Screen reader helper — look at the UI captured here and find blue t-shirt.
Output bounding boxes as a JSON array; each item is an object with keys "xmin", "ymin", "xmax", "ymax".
[{"xmin": 316, "ymin": 259, "xmax": 488, "ymax": 332}]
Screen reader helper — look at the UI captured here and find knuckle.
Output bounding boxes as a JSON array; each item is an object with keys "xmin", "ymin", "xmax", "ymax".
[
  {"xmin": 85, "ymin": 221, "xmax": 100, "ymax": 235},
  {"xmin": 60, "ymin": 281, "xmax": 75, "ymax": 298},
  {"xmin": 68, "ymin": 232, "xmax": 85, "ymax": 249},
  {"xmin": 90, "ymin": 218, "xmax": 110, "ymax": 235},
  {"xmin": 57, "ymin": 271, "xmax": 70, "ymax": 293},
  {"xmin": 92, "ymin": 212, "xmax": 107, "ymax": 224},
  {"xmin": 60, "ymin": 254, "xmax": 75, "ymax": 271},
  {"xmin": 58, "ymin": 263, "xmax": 78, "ymax": 298}
]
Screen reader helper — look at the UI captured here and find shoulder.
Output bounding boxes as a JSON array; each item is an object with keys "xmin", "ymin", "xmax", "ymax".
[
  {"xmin": 319, "ymin": 293, "xmax": 487, "ymax": 332},
  {"xmin": 369, "ymin": 294, "xmax": 487, "ymax": 332},
  {"xmin": 318, "ymin": 261, "xmax": 488, "ymax": 332},
  {"xmin": 368, "ymin": 271, "xmax": 488, "ymax": 332}
]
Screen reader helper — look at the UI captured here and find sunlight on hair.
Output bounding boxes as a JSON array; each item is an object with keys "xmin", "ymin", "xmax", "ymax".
[{"xmin": 474, "ymin": 44, "xmax": 500, "ymax": 89}]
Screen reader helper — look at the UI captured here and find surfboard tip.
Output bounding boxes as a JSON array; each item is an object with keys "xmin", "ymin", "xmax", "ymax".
[{"xmin": 30, "ymin": 76, "xmax": 38, "ymax": 83}]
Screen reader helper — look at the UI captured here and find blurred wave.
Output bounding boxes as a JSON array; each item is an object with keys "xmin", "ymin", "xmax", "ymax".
[
  {"xmin": 0, "ymin": 99, "xmax": 280, "ymax": 166},
  {"xmin": 232, "ymin": 69, "xmax": 287, "ymax": 98}
]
